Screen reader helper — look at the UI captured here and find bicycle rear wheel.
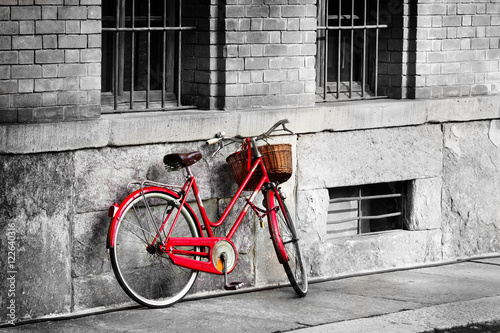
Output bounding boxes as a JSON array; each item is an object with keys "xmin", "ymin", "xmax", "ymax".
[
  {"xmin": 110, "ymin": 190, "xmax": 201, "ymax": 307},
  {"xmin": 266, "ymin": 186, "xmax": 308, "ymax": 296}
]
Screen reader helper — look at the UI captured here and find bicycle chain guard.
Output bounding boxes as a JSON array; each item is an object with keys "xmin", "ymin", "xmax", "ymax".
[{"xmin": 212, "ymin": 240, "xmax": 237, "ymax": 273}]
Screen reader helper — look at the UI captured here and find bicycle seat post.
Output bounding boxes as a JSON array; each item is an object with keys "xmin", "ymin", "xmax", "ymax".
[{"xmin": 185, "ymin": 166, "xmax": 194, "ymax": 178}]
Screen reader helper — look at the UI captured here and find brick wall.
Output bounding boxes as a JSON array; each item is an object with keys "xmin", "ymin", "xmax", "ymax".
[
  {"xmin": 0, "ymin": 0, "xmax": 101, "ymax": 123},
  {"xmin": 183, "ymin": 0, "xmax": 317, "ymax": 110},
  {"xmin": 413, "ymin": 1, "xmax": 500, "ymax": 99}
]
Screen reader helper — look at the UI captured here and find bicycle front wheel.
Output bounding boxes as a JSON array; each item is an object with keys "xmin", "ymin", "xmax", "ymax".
[
  {"xmin": 110, "ymin": 190, "xmax": 201, "ymax": 307},
  {"xmin": 266, "ymin": 187, "xmax": 308, "ymax": 297}
]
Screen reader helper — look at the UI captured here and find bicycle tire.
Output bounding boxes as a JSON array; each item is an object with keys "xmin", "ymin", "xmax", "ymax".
[
  {"xmin": 110, "ymin": 190, "xmax": 201, "ymax": 307},
  {"xmin": 266, "ymin": 186, "xmax": 308, "ymax": 297}
]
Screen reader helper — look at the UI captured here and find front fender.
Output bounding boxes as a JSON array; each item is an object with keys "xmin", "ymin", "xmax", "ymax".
[{"xmin": 106, "ymin": 187, "xmax": 200, "ymax": 249}]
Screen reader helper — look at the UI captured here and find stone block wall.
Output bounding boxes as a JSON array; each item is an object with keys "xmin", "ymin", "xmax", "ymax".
[
  {"xmin": 0, "ymin": 1, "xmax": 101, "ymax": 123},
  {"xmin": 413, "ymin": 0, "xmax": 500, "ymax": 98}
]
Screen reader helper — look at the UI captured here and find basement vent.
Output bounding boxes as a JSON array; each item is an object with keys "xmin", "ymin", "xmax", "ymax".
[{"xmin": 327, "ymin": 181, "xmax": 406, "ymax": 239}]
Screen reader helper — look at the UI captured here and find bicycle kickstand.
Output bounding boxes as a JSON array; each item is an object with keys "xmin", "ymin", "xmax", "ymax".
[{"xmin": 221, "ymin": 253, "xmax": 244, "ymax": 291}]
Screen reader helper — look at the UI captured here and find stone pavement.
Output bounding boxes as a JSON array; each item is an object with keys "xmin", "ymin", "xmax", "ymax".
[{"xmin": 2, "ymin": 256, "xmax": 500, "ymax": 333}]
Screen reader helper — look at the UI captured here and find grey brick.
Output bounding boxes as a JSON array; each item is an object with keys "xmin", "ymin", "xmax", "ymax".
[
  {"xmin": 42, "ymin": 64, "xmax": 58, "ymax": 77},
  {"xmin": 12, "ymin": 65, "xmax": 42, "ymax": 79},
  {"xmin": 80, "ymin": 0, "xmax": 101, "ymax": 4},
  {"xmin": 263, "ymin": 44, "xmax": 288, "ymax": 56},
  {"xmin": 57, "ymin": 91, "xmax": 87, "ymax": 105},
  {"xmin": 80, "ymin": 49, "xmax": 100, "ymax": 63},
  {"xmin": 19, "ymin": 21, "xmax": 35, "ymax": 35},
  {"xmin": 281, "ymin": 56, "xmax": 303, "ymax": 69},
  {"xmin": 246, "ymin": 31, "xmax": 269, "ymax": 43},
  {"xmin": 13, "ymin": 93, "xmax": 42, "ymax": 107},
  {"xmin": 282, "ymin": 31, "xmax": 303, "ymax": 43},
  {"xmin": 0, "ymin": 36, "xmax": 11, "ymax": 50},
  {"xmin": 0, "ymin": 22, "xmax": 19, "ymax": 35},
  {"xmin": 65, "ymin": 21, "xmax": 81, "ymax": 34},
  {"xmin": 0, "ymin": 7, "xmax": 10, "ymax": 21},
  {"xmin": 81, "ymin": 20, "xmax": 100, "ymax": 34},
  {"xmin": 19, "ymin": 50, "xmax": 35, "ymax": 64},
  {"xmin": 34, "ymin": 78, "xmax": 64, "ymax": 92},
  {"xmin": 87, "ymin": 6, "xmax": 102, "ymax": 19},
  {"xmin": 11, "ymin": 6, "xmax": 41, "ymax": 20},
  {"xmin": 12, "ymin": 35, "xmax": 42, "ymax": 50},
  {"xmin": 87, "ymin": 34, "xmax": 101, "ymax": 48},
  {"xmin": 472, "ymin": 15, "xmax": 490, "ymax": 27},
  {"xmin": 36, "ymin": 20, "xmax": 65, "ymax": 34},
  {"xmin": 58, "ymin": 6, "xmax": 87, "ymax": 20},
  {"xmin": 246, "ymin": 5, "xmax": 269, "ymax": 18},
  {"xmin": 0, "ymin": 51, "xmax": 18, "ymax": 65},
  {"xmin": 65, "ymin": 49, "xmax": 80, "ymax": 63},
  {"xmin": 79, "ymin": 76, "xmax": 100, "ymax": 90},
  {"xmin": 35, "ymin": 49, "xmax": 64, "ymax": 64},
  {"xmin": 18, "ymin": 79, "xmax": 34, "ymax": 93},
  {"xmin": 0, "ymin": 66, "xmax": 10, "ymax": 79},
  {"xmin": 244, "ymin": 57, "xmax": 267, "ymax": 70},
  {"xmin": 35, "ymin": 0, "xmax": 64, "ymax": 3},
  {"xmin": 58, "ymin": 63, "xmax": 87, "ymax": 77},
  {"xmin": 0, "ymin": 109, "xmax": 17, "ymax": 123},
  {"xmin": 42, "ymin": 6, "xmax": 58, "ymax": 20},
  {"xmin": 0, "ymin": 80, "xmax": 18, "ymax": 94},
  {"xmin": 42, "ymin": 92, "xmax": 58, "ymax": 106},
  {"xmin": 59, "ymin": 35, "xmax": 87, "ymax": 49},
  {"xmin": 31, "ymin": 106, "xmax": 64, "ymax": 122},
  {"xmin": 43, "ymin": 35, "xmax": 58, "ymax": 49}
]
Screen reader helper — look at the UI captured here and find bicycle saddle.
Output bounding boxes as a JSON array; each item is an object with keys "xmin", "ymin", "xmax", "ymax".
[{"xmin": 164, "ymin": 151, "xmax": 202, "ymax": 170}]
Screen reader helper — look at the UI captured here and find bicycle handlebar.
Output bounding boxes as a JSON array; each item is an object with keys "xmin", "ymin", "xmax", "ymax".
[
  {"xmin": 206, "ymin": 119, "xmax": 293, "ymax": 157},
  {"xmin": 206, "ymin": 119, "xmax": 293, "ymax": 146}
]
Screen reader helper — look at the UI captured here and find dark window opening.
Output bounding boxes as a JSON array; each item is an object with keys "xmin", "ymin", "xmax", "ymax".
[
  {"xmin": 327, "ymin": 182, "xmax": 406, "ymax": 239},
  {"xmin": 316, "ymin": 0, "xmax": 392, "ymax": 101},
  {"xmin": 102, "ymin": 0, "xmax": 195, "ymax": 112}
]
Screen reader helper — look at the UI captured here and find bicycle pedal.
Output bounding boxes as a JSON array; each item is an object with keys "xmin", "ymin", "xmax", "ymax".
[{"xmin": 224, "ymin": 281, "xmax": 244, "ymax": 291}]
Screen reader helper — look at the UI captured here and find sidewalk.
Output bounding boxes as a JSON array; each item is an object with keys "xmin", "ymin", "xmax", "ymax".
[{"xmin": 3, "ymin": 256, "xmax": 500, "ymax": 333}]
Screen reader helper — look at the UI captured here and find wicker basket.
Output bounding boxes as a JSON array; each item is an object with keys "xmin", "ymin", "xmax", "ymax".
[{"xmin": 226, "ymin": 143, "xmax": 292, "ymax": 190}]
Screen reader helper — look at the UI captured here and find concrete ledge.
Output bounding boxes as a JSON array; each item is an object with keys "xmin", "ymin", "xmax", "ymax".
[{"xmin": 1, "ymin": 95, "xmax": 499, "ymax": 154}]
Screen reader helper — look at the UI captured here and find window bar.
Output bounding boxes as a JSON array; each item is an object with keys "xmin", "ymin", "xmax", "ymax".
[
  {"xmin": 323, "ymin": 0, "xmax": 328, "ymax": 100},
  {"xmin": 130, "ymin": 0, "xmax": 135, "ymax": 109},
  {"xmin": 113, "ymin": 0, "xmax": 120, "ymax": 110},
  {"xmin": 337, "ymin": 0, "xmax": 341, "ymax": 99},
  {"xmin": 328, "ymin": 212, "xmax": 402, "ymax": 225},
  {"xmin": 349, "ymin": 0, "xmax": 354, "ymax": 99},
  {"xmin": 162, "ymin": 0, "xmax": 167, "ymax": 108},
  {"xmin": 374, "ymin": 0, "xmax": 380, "ymax": 97},
  {"xmin": 357, "ymin": 187, "xmax": 362, "ymax": 233},
  {"xmin": 118, "ymin": 0, "xmax": 125, "ymax": 100},
  {"xmin": 362, "ymin": 0, "xmax": 367, "ymax": 98},
  {"xmin": 177, "ymin": 0, "xmax": 182, "ymax": 107},
  {"xmin": 329, "ymin": 193, "xmax": 403, "ymax": 203},
  {"xmin": 146, "ymin": 0, "xmax": 151, "ymax": 109}
]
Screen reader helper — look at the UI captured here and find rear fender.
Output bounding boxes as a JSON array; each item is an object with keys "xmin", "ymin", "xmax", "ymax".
[{"xmin": 106, "ymin": 187, "xmax": 201, "ymax": 249}]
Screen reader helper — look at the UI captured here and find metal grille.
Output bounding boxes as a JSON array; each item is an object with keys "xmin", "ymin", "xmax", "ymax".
[
  {"xmin": 101, "ymin": 0, "xmax": 195, "ymax": 111},
  {"xmin": 327, "ymin": 182, "xmax": 404, "ymax": 239},
  {"xmin": 316, "ymin": 0, "xmax": 389, "ymax": 101}
]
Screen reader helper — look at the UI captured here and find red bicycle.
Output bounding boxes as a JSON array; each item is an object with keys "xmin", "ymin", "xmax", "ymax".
[{"xmin": 106, "ymin": 119, "xmax": 308, "ymax": 307}]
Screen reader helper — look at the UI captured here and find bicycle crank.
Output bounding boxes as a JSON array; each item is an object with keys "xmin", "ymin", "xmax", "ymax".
[{"xmin": 211, "ymin": 240, "xmax": 243, "ymax": 290}]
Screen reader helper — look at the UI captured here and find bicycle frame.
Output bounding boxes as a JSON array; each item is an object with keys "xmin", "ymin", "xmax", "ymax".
[{"xmin": 163, "ymin": 152, "xmax": 274, "ymax": 275}]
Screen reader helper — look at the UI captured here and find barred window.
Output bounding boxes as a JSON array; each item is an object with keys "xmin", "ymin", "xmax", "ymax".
[
  {"xmin": 102, "ymin": 0, "xmax": 194, "ymax": 112},
  {"xmin": 316, "ymin": 0, "xmax": 391, "ymax": 101},
  {"xmin": 327, "ymin": 182, "xmax": 406, "ymax": 239}
]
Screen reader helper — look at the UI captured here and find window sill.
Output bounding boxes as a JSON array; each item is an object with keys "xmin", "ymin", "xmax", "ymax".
[{"xmin": 1, "ymin": 95, "xmax": 499, "ymax": 154}]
